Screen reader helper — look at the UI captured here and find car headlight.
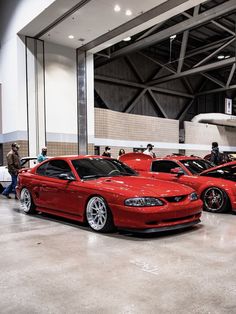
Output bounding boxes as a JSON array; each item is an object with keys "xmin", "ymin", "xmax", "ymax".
[
  {"xmin": 189, "ymin": 192, "xmax": 198, "ymax": 201},
  {"xmin": 125, "ymin": 197, "xmax": 164, "ymax": 207}
]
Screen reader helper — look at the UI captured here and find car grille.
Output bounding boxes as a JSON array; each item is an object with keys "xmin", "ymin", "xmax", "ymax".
[{"xmin": 164, "ymin": 195, "xmax": 186, "ymax": 203}]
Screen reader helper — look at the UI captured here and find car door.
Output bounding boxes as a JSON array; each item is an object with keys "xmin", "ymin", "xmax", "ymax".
[{"xmin": 34, "ymin": 160, "xmax": 82, "ymax": 216}]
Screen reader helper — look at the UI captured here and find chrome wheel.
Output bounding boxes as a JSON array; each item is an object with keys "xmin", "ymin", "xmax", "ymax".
[
  {"xmin": 86, "ymin": 196, "xmax": 115, "ymax": 232},
  {"xmin": 20, "ymin": 188, "xmax": 35, "ymax": 214},
  {"xmin": 86, "ymin": 197, "xmax": 108, "ymax": 231},
  {"xmin": 203, "ymin": 187, "xmax": 227, "ymax": 213}
]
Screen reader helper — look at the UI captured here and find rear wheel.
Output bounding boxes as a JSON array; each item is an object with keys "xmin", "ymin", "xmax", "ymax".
[
  {"xmin": 20, "ymin": 188, "xmax": 36, "ymax": 214},
  {"xmin": 202, "ymin": 187, "xmax": 229, "ymax": 213},
  {"xmin": 86, "ymin": 196, "xmax": 115, "ymax": 233}
]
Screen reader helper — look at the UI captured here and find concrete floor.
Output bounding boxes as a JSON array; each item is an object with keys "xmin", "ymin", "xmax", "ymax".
[{"xmin": 1, "ymin": 198, "xmax": 236, "ymax": 314}]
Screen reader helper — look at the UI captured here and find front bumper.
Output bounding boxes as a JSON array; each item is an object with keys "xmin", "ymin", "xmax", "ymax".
[{"xmin": 120, "ymin": 218, "xmax": 201, "ymax": 233}]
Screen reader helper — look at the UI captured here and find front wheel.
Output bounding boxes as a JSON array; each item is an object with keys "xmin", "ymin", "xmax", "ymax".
[
  {"xmin": 86, "ymin": 196, "xmax": 115, "ymax": 233},
  {"xmin": 20, "ymin": 188, "xmax": 36, "ymax": 214},
  {"xmin": 202, "ymin": 187, "xmax": 229, "ymax": 213}
]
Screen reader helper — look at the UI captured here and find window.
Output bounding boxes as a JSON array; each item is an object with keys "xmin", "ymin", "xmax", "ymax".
[
  {"xmin": 201, "ymin": 165, "xmax": 236, "ymax": 182},
  {"xmin": 180, "ymin": 159, "xmax": 212, "ymax": 175},
  {"xmin": 37, "ymin": 160, "xmax": 73, "ymax": 179},
  {"xmin": 151, "ymin": 160, "xmax": 180, "ymax": 173},
  {"xmin": 72, "ymin": 158, "xmax": 136, "ymax": 180}
]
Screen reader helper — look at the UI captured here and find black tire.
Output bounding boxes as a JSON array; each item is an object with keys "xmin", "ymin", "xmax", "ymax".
[
  {"xmin": 86, "ymin": 196, "xmax": 115, "ymax": 233},
  {"xmin": 202, "ymin": 187, "xmax": 229, "ymax": 213},
  {"xmin": 20, "ymin": 188, "xmax": 36, "ymax": 214}
]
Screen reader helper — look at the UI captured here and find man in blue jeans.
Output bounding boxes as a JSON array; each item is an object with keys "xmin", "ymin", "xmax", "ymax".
[{"xmin": 2, "ymin": 143, "xmax": 21, "ymax": 199}]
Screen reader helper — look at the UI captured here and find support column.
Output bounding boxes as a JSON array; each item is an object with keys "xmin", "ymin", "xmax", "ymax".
[
  {"xmin": 76, "ymin": 50, "xmax": 94, "ymax": 155},
  {"xmin": 25, "ymin": 37, "xmax": 46, "ymax": 157}
]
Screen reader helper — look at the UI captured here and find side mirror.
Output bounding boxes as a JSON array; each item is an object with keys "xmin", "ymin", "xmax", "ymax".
[
  {"xmin": 58, "ymin": 173, "xmax": 75, "ymax": 181},
  {"xmin": 170, "ymin": 167, "xmax": 184, "ymax": 176}
]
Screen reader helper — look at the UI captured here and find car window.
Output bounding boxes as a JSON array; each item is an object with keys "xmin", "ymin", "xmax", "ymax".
[
  {"xmin": 72, "ymin": 158, "xmax": 136, "ymax": 180},
  {"xmin": 180, "ymin": 159, "xmax": 213, "ymax": 175},
  {"xmin": 151, "ymin": 160, "xmax": 180, "ymax": 173},
  {"xmin": 200, "ymin": 164, "xmax": 236, "ymax": 182},
  {"xmin": 36, "ymin": 160, "xmax": 74, "ymax": 179}
]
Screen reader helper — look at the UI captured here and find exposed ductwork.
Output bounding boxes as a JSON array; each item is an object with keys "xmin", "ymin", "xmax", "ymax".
[{"xmin": 191, "ymin": 113, "xmax": 236, "ymax": 127}]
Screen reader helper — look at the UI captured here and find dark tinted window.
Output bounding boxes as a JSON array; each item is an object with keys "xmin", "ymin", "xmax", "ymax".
[
  {"xmin": 201, "ymin": 164, "xmax": 236, "ymax": 182},
  {"xmin": 180, "ymin": 159, "xmax": 212, "ymax": 174},
  {"xmin": 36, "ymin": 162, "xmax": 48, "ymax": 176},
  {"xmin": 152, "ymin": 160, "xmax": 180, "ymax": 173},
  {"xmin": 72, "ymin": 158, "xmax": 136, "ymax": 180},
  {"xmin": 37, "ymin": 160, "xmax": 73, "ymax": 179}
]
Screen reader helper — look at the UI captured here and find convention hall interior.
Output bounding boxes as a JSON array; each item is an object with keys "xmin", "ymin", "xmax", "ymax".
[{"xmin": 1, "ymin": 0, "xmax": 236, "ymax": 313}]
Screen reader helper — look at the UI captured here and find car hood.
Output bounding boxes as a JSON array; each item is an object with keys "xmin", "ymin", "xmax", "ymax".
[
  {"xmin": 200, "ymin": 160, "xmax": 236, "ymax": 175},
  {"xmin": 84, "ymin": 176, "xmax": 193, "ymax": 197}
]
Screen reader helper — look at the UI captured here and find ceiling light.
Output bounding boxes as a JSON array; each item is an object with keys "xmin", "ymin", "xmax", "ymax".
[
  {"xmin": 225, "ymin": 55, "xmax": 230, "ymax": 59},
  {"xmin": 68, "ymin": 35, "xmax": 74, "ymax": 39},
  {"xmin": 114, "ymin": 5, "xmax": 121, "ymax": 12},
  {"xmin": 170, "ymin": 34, "xmax": 176, "ymax": 40},
  {"xmin": 123, "ymin": 37, "xmax": 131, "ymax": 41},
  {"xmin": 217, "ymin": 55, "xmax": 224, "ymax": 59},
  {"xmin": 125, "ymin": 9, "xmax": 132, "ymax": 16}
]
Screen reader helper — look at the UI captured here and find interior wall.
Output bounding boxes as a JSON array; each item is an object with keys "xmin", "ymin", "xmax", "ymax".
[
  {"xmin": 44, "ymin": 42, "xmax": 77, "ymax": 137},
  {"xmin": 95, "ymin": 108, "xmax": 179, "ymax": 157},
  {"xmin": 184, "ymin": 121, "xmax": 236, "ymax": 157}
]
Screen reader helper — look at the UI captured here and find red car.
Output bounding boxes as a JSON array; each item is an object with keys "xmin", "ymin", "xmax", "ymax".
[
  {"xmin": 16, "ymin": 156, "xmax": 202, "ymax": 233},
  {"xmin": 120, "ymin": 153, "xmax": 236, "ymax": 213}
]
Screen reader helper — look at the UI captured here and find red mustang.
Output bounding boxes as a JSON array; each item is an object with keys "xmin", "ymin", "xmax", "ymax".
[
  {"xmin": 16, "ymin": 156, "xmax": 202, "ymax": 233},
  {"xmin": 120, "ymin": 153, "xmax": 236, "ymax": 213}
]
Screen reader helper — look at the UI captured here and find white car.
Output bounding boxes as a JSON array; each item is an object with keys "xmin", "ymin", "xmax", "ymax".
[{"xmin": 0, "ymin": 157, "xmax": 38, "ymax": 192}]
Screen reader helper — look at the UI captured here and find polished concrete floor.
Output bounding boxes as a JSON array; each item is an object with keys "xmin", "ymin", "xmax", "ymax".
[{"xmin": 1, "ymin": 198, "xmax": 236, "ymax": 314}]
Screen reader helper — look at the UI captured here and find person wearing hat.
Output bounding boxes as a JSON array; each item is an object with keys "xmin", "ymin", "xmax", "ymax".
[
  {"xmin": 102, "ymin": 146, "xmax": 111, "ymax": 157},
  {"xmin": 2, "ymin": 143, "xmax": 21, "ymax": 199},
  {"xmin": 143, "ymin": 143, "xmax": 156, "ymax": 158},
  {"xmin": 37, "ymin": 147, "xmax": 48, "ymax": 163}
]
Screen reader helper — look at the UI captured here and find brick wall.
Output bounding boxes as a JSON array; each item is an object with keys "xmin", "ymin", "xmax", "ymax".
[{"xmin": 3, "ymin": 141, "xmax": 28, "ymax": 165}]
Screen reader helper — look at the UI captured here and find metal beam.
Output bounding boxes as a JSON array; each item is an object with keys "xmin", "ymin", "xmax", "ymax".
[
  {"xmin": 125, "ymin": 56, "xmax": 144, "ymax": 83},
  {"xmin": 147, "ymin": 89, "xmax": 168, "ymax": 118},
  {"xmin": 193, "ymin": 37, "xmax": 235, "ymax": 68},
  {"xmin": 123, "ymin": 89, "xmax": 147, "ymax": 113},
  {"xmin": 177, "ymin": 30, "xmax": 189, "ymax": 73},
  {"xmin": 211, "ymin": 21, "xmax": 235, "ymax": 36},
  {"xmin": 148, "ymin": 57, "xmax": 236, "ymax": 85},
  {"xmin": 201, "ymin": 73, "xmax": 225, "ymax": 88},
  {"xmin": 139, "ymin": 52, "xmax": 176, "ymax": 74},
  {"xmin": 95, "ymin": 75, "xmax": 193, "ymax": 98},
  {"xmin": 110, "ymin": 0, "xmax": 236, "ymax": 58},
  {"xmin": 197, "ymin": 84, "xmax": 236, "ymax": 96},
  {"xmin": 226, "ymin": 63, "xmax": 236, "ymax": 87},
  {"xmin": 177, "ymin": 98, "xmax": 195, "ymax": 122},
  {"xmin": 136, "ymin": 22, "xmax": 165, "ymax": 41}
]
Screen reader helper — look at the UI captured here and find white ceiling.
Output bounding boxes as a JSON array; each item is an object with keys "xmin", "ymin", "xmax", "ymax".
[{"xmin": 21, "ymin": 0, "xmax": 208, "ymax": 53}]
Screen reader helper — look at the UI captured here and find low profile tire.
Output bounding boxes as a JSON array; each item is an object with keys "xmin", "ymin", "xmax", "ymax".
[
  {"xmin": 202, "ymin": 187, "xmax": 229, "ymax": 213},
  {"xmin": 20, "ymin": 188, "xmax": 36, "ymax": 214},
  {"xmin": 86, "ymin": 196, "xmax": 115, "ymax": 233}
]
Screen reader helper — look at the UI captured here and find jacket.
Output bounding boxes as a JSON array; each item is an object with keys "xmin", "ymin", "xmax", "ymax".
[{"xmin": 7, "ymin": 150, "xmax": 21, "ymax": 175}]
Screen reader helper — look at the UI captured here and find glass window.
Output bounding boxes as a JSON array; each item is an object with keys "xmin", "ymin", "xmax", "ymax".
[
  {"xmin": 36, "ymin": 160, "xmax": 74, "ymax": 179},
  {"xmin": 180, "ymin": 159, "xmax": 213, "ymax": 175},
  {"xmin": 36, "ymin": 162, "xmax": 48, "ymax": 176},
  {"xmin": 72, "ymin": 158, "xmax": 136, "ymax": 180},
  {"xmin": 151, "ymin": 160, "xmax": 180, "ymax": 173}
]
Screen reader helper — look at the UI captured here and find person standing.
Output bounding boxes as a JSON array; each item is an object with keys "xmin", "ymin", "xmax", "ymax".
[
  {"xmin": 143, "ymin": 143, "xmax": 156, "ymax": 158},
  {"xmin": 102, "ymin": 146, "xmax": 111, "ymax": 157},
  {"xmin": 117, "ymin": 149, "xmax": 125, "ymax": 160},
  {"xmin": 210, "ymin": 142, "xmax": 221, "ymax": 165},
  {"xmin": 37, "ymin": 147, "xmax": 48, "ymax": 163},
  {"xmin": 2, "ymin": 143, "xmax": 21, "ymax": 199}
]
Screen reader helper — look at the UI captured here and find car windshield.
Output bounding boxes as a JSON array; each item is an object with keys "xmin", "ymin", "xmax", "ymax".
[
  {"xmin": 180, "ymin": 159, "xmax": 213, "ymax": 174},
  {"xmin": 200, "ymin": 164, "xmax": 236, "ymax": 181},
  {"xmin": 72, "ymin": 158, "xmax": 137, "ymax": 180}
]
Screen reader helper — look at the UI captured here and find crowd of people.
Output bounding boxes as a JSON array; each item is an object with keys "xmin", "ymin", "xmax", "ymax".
[{"xmin": 1, "ymin": 141, "xmax": 225, "ymax": 200}]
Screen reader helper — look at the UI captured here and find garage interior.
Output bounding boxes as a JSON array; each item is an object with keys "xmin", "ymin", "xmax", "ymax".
[{"xmin": 1, "ymin": 0, "xmax": 236, "ymax": 313}]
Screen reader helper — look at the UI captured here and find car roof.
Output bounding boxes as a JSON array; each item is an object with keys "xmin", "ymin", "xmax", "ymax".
[{"xmin": 154, "ymin": 155, "xmax": 202, "ymax": 162}]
